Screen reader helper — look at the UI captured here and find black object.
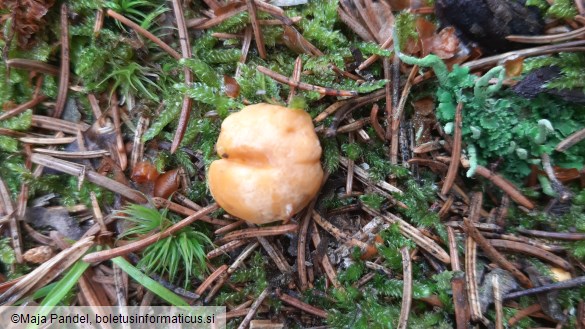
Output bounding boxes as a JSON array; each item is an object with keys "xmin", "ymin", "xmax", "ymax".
[
  {"xmin": 435, "ymin": 0, "xmax": 545, "ymax": 54},
  {"xmin": 512, "ymin": 66, "xmax": 585, "ymax": 103}
]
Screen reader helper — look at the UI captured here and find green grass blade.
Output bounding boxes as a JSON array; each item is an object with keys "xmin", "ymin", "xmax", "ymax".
[
  {"xmin": 111, "ymin": 256, "xmax": 188, "ymax": 306},
  {"xmin": 25, "ymin": 260, "xmax": 91, "ymax": 329}
]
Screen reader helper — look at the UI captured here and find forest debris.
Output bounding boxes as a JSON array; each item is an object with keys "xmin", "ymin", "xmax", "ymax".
[
  {"xmin": 24, "ymin": 207, "xmax": 83, "ymax": 240},
  {"xmin": 215, "ymin": 224, "xmax": 298, "ymax": 245},
  {"xmin": 463, "ymin": 195, "xmax": 532, "ymax": 288},
  {"xmin": 0, "ymin": 236, "xmax": 94, "ymax": 305},
  {"xmin": 397, "ymin": 247, "xmax": 412, "ymax": 329},
  {"xmin": 487, "ymin": 239, "xmax": 572, "ymax": 271},
  {"xmin": 257, "ymin": 66, "xmax": 357, "ymax": 97},
  {"xmin": 237, "ymin": 287, "xmax": 270, "ymax": 329},
  {"xmin": 441, "ymin": 102, "xmax": 463, "ymax": 195},
  {"xmin": 275, "ymin": 288, "xmax": 328, "ymax": 318},
  {"xmin": 170, "ymin": 0, "xmax": 194, "ymax": 154},
  {"xmin": 31, "ymin": 154, "xmax": 147, "ymax": 203},
  {"xmin": 363, "ymin": 206, "xmax": 451, "ymax": 264},
  {"xmin": 465, "ymin": 193, "xmax": 486, "ymax": 323},
  {"xmin": 435, "ymin": 0, "xmax": 544, "ymax": 54},
  {"xmin": 53, "ymin": 4, "xmax": 69, "ymax": 119},
  {"xmin": 0, "ymin": 178, "xmax": 23, "ymax": 263},
  {"xmin": 23, "ymin": 245, "xmax": 54, "ymax": 264},
  {"xmin": 556, "ymin": 126, "xmax": 585, "ymax": 152}
]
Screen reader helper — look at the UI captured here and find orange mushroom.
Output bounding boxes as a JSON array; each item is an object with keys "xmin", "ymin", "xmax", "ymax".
[{"xmin": 208, "ymin": 103, "xmax": 323, "ymax": 224}]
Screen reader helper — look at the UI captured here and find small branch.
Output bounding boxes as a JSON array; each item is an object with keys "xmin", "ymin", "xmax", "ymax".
[
  {"xmin": 257, "ymin": 66, "xmax": 357, "ymax": 97},
  {"xmin": 447, "ymin": 227, "xmax": 460, "ymax": 271},
  {"xmin": 82, "ymin": 203, "xmax": 218, "ymax": 263},
  {"xmin": 397, "ymin": 247, "xmax": 412, "ymax": 329},
  {"xmin": 33, "ymin": 149, "xmax": 109, "ymax": 158},
  {"xmin": 442, "ymin": 102, "xmax": 463, "ymax": 195},
  {"xmin": 187, "ymin": 5, "xmax": 247, "ymax": 30},
  {"xmin": 32, "ymin": 115, "xmax": 90, "ymax": 134},
  {"xmin": 53, "ymin": 4, "xmax": 70, "ymax": 119}
]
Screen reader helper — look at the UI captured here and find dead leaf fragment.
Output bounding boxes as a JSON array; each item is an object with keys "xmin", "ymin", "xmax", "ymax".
[{"xmin": 23, "ymin": 245, "xmax": 54, "ymax": 264}]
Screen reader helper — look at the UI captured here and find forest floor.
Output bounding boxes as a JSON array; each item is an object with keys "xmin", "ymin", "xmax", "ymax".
[{"xmin": 1, "ymin": 0, "xmax": 585, "ymax": 328}]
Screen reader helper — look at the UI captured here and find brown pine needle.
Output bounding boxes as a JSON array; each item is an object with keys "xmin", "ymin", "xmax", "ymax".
[
  {"xmin": 257, "ymin": 65, "xmax": 358, "ymax": 97},
  {"xmin": 106, "ymin": 9, "xmax": 181, "ymax": 60},
  {"xmin": 53, "ymin": 4, "xmax": 70, "ymax": 119}
]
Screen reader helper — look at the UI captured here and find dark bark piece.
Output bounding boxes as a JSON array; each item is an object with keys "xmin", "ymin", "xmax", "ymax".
[
  {"xmin": 512, "ymin": 66, "xmax": 585, "ymax": 103},
  {"xmin": 435, "ymin": 0, "xmax": 544, "ymax": 54}
]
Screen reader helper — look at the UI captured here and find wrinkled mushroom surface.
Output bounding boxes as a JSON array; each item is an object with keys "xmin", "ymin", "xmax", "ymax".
[{"xmin": 208, "ymin": 103, "xmax": 323, "ymax": 224}]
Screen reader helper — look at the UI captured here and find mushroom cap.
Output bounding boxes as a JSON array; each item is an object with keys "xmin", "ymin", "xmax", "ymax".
[{"xmin": 208, "ymin": 103, "xmax": 323, "ymax": 224}]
